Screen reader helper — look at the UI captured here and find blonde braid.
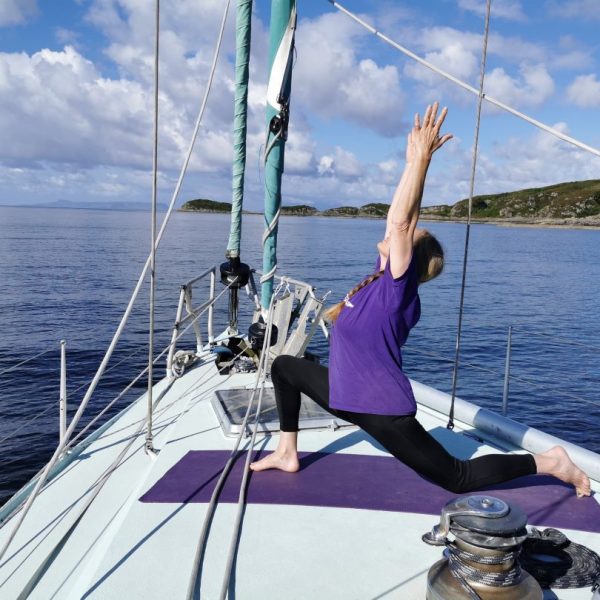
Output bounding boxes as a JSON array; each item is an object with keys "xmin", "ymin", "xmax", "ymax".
[{"xmin": 323, "ymin": 270, "xmax": 384, "ymax": 324}]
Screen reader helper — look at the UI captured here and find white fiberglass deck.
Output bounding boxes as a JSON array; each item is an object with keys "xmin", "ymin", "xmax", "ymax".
[{"xmin": 0, "ymin": 356, "xmax": 598, "ymax": 599}]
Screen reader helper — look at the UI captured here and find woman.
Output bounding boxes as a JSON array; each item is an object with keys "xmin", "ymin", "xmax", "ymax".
[{"xmin": 250, "ymin": 102, "xmax": 591, "ymax": 498}]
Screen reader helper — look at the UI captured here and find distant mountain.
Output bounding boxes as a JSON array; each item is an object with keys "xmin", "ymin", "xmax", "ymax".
[{"xmin": 25, "ymin": 199, "xmax": 169, "ymax": 211}]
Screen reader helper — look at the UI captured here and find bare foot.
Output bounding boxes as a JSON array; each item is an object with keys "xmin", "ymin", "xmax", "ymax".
[
  {"xmin": 535, "ymin": 446, "xmax": 591, "ymax": 497},
  {"xmin": 250, "ymin": 449, "xmax": 300, "ymax": 473}
]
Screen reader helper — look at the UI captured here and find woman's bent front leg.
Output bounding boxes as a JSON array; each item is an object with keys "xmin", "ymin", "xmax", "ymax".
[{"xmin": 250, "ymin": 355, "xmax": 332, "ymax": 472}]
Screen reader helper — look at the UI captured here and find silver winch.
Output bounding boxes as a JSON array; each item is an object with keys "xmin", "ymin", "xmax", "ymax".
[{"xmin": 422, "ymin": 495, "xmax": 543, "ymax": 600}]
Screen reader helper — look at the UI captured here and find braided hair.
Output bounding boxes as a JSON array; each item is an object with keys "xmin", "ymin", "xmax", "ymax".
[{"xmin": 323, "ymin": 270, "xmax": 384, "ymax": 324}]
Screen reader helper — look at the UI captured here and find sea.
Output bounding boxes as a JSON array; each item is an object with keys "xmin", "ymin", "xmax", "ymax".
[{"xmin": 0, "ymin": 206, "xmax": 599, "ymax": 506}]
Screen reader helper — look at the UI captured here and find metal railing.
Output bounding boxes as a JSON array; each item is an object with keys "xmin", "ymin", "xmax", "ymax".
[
  {"xmin": 166, "ymin": 266, "xmax": 217, "ymax": 377},
  {"xmin": 404, "ymin": 323, "xmax": 600, "ymax": 417}
]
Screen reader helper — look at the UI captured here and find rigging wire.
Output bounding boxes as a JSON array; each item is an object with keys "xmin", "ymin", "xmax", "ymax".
[
  {"xmin": 447, "ymin": 0, "xmax": 492, "ymax": 430},
  {"xmin": 0, "ymin": 0, "xmax": 232, "ymax": 566},
  {"xmin": 186, "ymin": 285, "xmax": 282, "ymax": 600},
  {"xmin": 146, "ymin": 0, "xmax": 161, "ymax": 456},
  {"xmin": 327, "ymin": 0, "xmax": 600, "ymax": 158},
  {"xmin": 0, "ymin": 348, "xmax": 55, "ymax": 377},
  {"xmin": 0, "ymin": 275, "xmax": 239, "ymax": 537},
  {"xmin": 404, "ymin": 346, "xmax": 600, "ymax": 411},
  {"xmin": 217, "ymin": 287, "xmax": 281, "ymax": 600}
]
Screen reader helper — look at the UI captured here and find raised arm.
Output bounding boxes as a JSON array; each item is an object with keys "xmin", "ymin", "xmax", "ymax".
[{"xmin": 383, "ymin": 102, "xmax": 452, "ymax": 278}]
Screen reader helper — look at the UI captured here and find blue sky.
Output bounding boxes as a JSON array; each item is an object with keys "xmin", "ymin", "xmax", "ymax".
[{"xmin": 1, "ymin": 0, "xmax": 600, "ymax": 210}]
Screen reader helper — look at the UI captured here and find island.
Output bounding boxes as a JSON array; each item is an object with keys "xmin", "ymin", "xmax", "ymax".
[{"xmin": 180, "ymin": 179, "xmax": 600, "ymax": 227}]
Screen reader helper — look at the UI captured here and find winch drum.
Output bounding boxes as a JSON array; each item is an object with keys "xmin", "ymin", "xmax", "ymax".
[{"xmin": 423, "ymin": 495, "xmax": 543, "ymax": 600}]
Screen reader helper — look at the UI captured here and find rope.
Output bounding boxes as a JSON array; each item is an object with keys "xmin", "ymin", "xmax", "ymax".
[
  {"xmin": 0, "ymin": 252, "xmax": 234, "ymax": 560},
  {"xmin": 521, "ymin": 528, "xmax": 600, "ymax": 589},
  {"xmin": 186, "ymin": 285, "xmax": 281, "ymax": 599},
  {"xmin": 218, "ymin": 282, "xmax": 282, "ymax": 600},
  {"xmin": 13, "ymin": 379, "xmax": 175, "ymax": 597},
  {"xmin": 0, "ymin": 0, "xmax": 232, "ymax": 563},
  {"xmin": 66, "ymin": 277, "xmax": 238, "ymax": 451},
  {"xmin": 146, "ymin": 0, "xmax": 161, "ymax": 455},
  {"xmin": 0, "ymin": 404, "xmax": 55, "ymax": 447},
  {"xmin": 0, "ymin": 276, "xmax": 241, "ymax": 540},
  {"xmin": 0, "ymin": 348, "xmax": 55, "ymax": 377},
  {"xmin": 260, "ymin": 206, "xmax": 281, "ymax": 285},
  {"xmin": 446, "ymin": 541, "xmax": 521, "ymax": 600},
  {"xmin": 327, "ymin": 0, "xmax": 600, "ymax": 158},
  {"xmin": 447, "ymin": 0, "xmax": 492, "ymax": 430}
]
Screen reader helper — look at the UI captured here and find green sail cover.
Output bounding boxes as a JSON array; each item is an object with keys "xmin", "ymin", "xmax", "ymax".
[
  {"xmin": 261, "ymin": 0, "xmax": 296, "ymax": 309},
  {"xmin": 226, "ymin": 0, "xmax": 253, "ymax": 257}
]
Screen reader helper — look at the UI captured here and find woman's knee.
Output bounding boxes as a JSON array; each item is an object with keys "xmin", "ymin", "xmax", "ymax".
[
  {"xmin": 271, "ymin": 354, "xmax": 295, "ymax": 381},
  {"xmin": 434, "ymin": 460, "xmax": 470, "ymax": 494}
]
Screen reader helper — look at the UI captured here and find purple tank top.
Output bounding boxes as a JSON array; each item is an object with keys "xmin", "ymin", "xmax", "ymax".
[{"xmin": 328, "ymin": 255, "xmax": 421, "ymax": 415}]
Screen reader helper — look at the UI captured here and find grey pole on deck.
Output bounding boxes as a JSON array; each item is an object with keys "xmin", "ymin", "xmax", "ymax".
[
  {"xmin": 59, "ymin": 340, "xmax": 67, "ymax": 444},
  {"xmin": 502, "ymin": 325, "xmax": 512, "ymax": 416}
]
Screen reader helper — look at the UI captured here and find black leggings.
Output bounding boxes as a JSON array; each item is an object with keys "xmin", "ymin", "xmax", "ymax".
[{"xmin": 271, "ymin": 355, "xmax": 537, "ymax": 494}]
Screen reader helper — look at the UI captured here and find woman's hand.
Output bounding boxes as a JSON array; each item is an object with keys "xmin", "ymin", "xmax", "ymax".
[{"xmin": 406, "ymin": 102, "xmax": 453, "ymax": 164}]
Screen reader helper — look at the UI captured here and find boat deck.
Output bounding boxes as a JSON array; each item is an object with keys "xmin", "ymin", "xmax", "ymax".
[{"xmin": 0, "ymin": 355, "xmax": 598, "ymax": 599}]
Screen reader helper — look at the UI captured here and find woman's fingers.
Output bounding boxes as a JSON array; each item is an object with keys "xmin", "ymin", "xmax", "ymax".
[
  {"xmin": 434, "ymin": 106, "xmax": 448, "ymax": 132},
  {"xmin": 410, "ymin": 102, "xmax": 451, "ymax": 156},
  {"xmin": 429, "ymin": 101, "xmax": 439, "ymax": 127},
  {"xmin": 421, "ymin": 104, "xmax": 431, "ymax": 128},
  {"xmin": 433, "ymin": 133, "xmax": 453, "ymax": 151}
]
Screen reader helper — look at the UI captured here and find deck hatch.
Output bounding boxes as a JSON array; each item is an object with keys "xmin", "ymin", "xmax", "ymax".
[{"xmin": 212, "ymin": 387, "xmax": 353, "ymax": 436}]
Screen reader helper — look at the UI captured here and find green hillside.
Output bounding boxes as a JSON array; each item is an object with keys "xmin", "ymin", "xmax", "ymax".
[
  {"xmin": 180, "ymin": 198, "xmax": 231, "ymax": 212},
  {"xmin": 280, "ymin": 204, "xmax": 319, "ymax": 216},
  {"xmin": 180, "ymin": 180, "xmax": 600, "ymax": 226},
  {"xmin": 421, "ymin": 179, "xmax": 600, "ymax": 220}
]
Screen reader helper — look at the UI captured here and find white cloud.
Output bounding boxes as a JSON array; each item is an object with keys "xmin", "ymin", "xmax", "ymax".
[
  {"xmin": 485, "ymin": 64, "xmax": 554, "ymax": 107},
  {"xmin": 404, "ymin": 39, "xmax": 479, "ymax": 88},
  {"xmin": 547, "ymin": 0, "xmax": 600, "ymax": 20},
  {"xmin": 458, "ymin": 0, "xmax": 526, "ymax": 21},
  {"xmin": 293, "ymin": 12, "xmax": 405, "ymax": 137},
  {"xmin": 403, "ymin": 26, "xmax": 548, "ymax": 103},
  {"xmin": 0, "ymin": 0, "xmax": 37, "ymax": 26},
  {"xmin": 566, "ymin": 74, "xmax": 600, "ymax": 108},
  {"xmin": 408, "ymin": 27, "xmax": 545, "ymax": 69},
  {"xmin": 469, "ymin": 123, "xmax": 600, "ymax": 196},
  {"xmin": 317, "ymin": 147, "xmax": 363, "ymax": 179},
  {"xmin": 55, "ymin": 28, "xmax": 81, "ymax": 45},
  {"xmin": 0, "ymin": 46, "xmax": 154, "ymax": 169}
]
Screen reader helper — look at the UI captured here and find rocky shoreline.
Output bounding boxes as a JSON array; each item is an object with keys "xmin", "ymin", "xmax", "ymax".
[
  {"xmin": 180, "ymin": 207, "xmax": 600, "ymax": 228},
  {"xmin": 180, "ymin": 178, "xmax": 600, "ymax": 229}
]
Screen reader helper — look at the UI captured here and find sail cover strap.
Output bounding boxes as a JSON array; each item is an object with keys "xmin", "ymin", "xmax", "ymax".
[
  {"xmin": 261, "ymin": 0, "xmax": 297, "ymax": 310},
  {"xmin": 226, "ymin": 0, "xmax": 253, "ymax": 258}
]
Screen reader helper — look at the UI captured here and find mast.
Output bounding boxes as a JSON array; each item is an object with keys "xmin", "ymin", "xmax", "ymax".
[
  {"xmin": 226, "ymin": 0, "xmax": 252, "ymax": 258},
  {"xmin": 221, "ymin": 0, "xmax": 252, "ymax": 333},
  {"xmin": 261, "ymin": 0, "xmax": 296, "ymax": 310}
]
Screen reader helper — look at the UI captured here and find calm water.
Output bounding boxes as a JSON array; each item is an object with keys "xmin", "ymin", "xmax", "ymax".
[{"xmin": 1, "ymin": 206, "xmax": 599, "ymax": 505}]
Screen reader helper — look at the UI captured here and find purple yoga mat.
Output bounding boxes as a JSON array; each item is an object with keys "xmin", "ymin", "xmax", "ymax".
[{"xmin": 139, "ymin": 450, "xmax": 600, "ymax": 534}]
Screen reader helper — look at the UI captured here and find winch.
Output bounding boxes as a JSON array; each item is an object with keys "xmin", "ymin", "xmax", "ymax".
[{"xmin": 422, "ymin": 495, "xmax": 542, "ymax": 599}]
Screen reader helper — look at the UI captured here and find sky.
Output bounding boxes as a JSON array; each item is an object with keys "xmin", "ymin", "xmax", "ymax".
[{"xmin": 1, "ymin": 0, "xmax": 600, "ymax": 210}]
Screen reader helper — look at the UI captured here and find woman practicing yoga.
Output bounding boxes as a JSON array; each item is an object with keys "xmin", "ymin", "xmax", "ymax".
[{"xmin": 250, "ymin": 102, "xmax": 591, "ymax": 498}]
